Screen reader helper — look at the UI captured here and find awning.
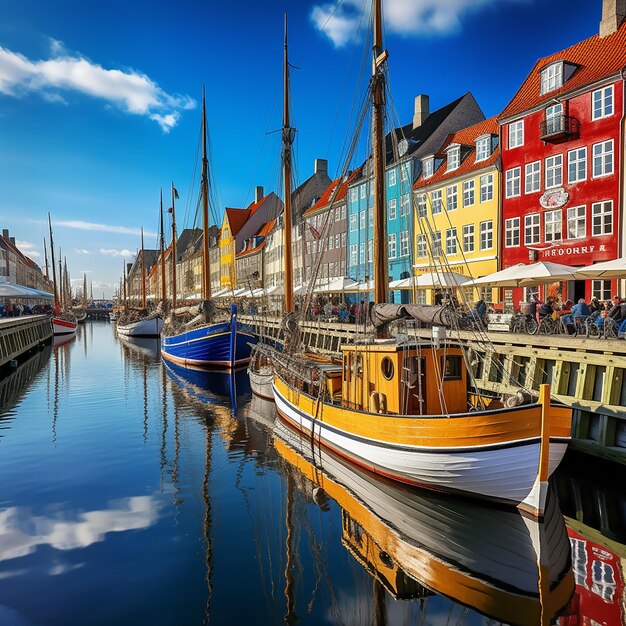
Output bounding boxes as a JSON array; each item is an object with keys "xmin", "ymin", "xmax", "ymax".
[
  {"xmin": 315, "ymin": 277, "xmax": 358, "ymax": 293},
  {"xmin": 577, "ymin": 258, "xmax": 626, "ymax": 279},
  {"xmin": 391, "ymin": 271, "xmax": 470, "ymax": 290},
  {"xmin": 470, "ymin": 262, "xmax": 580, "ymax": 288},
  {"xmin": 0, "ymin": 278, "xmax": 54, "ymax": 299}
]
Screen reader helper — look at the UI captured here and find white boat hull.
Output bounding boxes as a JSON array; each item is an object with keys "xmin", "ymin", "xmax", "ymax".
[
  {"xmin": 273, "ymin": 382, "xmax": 568, "ymax": 508},
  {"xmin": 52, "ymin": 318, "xmax": 77, "ymax": 336},
  {"xmin": 248, "ymin": 366, "xmax": 275, "ymax": 401},
  {"xmin": 117, "ymin": 316, "xmax": 163, "ymax": 338}
]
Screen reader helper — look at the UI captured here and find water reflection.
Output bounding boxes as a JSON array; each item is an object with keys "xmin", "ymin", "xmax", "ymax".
[{"xmin": 273, "ymin": 418, "xmax": 575, "ymax": 625}]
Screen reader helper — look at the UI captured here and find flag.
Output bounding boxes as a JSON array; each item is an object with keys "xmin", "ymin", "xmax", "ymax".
[
  {"xmin": 173, "ymin": 187, "xmax": 180, "ymax": 200},
  {"xmin": 308, "ymin": 223, "xmax": 321, "ymax": 240}
]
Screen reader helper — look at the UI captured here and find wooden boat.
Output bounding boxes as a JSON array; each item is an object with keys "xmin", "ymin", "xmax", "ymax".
[
  {"xmin": 269, "ymin": 0, "xmax": 572, "ymax": 518},
  {"xmin": 51, "ymin": 316, "xmax": 77, "ymax": 336},
  {"xmin": 161, "ymin": 92, "xmax": 255, "ymax": 369},
  {"xmin": 117, "ymin": 315, "xmax": 164, "ymax": 338},
  {"xmin": 273, "ymin": 421, "xmax": 575, "ymax": 624},
  {"xmin": 248, "ymin": 347, "xmax": 274, "ymax": 400}
]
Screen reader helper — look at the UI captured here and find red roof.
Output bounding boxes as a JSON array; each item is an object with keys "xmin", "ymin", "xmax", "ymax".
[
  {"xmin": 500, "ymin": 23, "xmax": 626, "ymax": 119},
  {"xmin": 225, "ymin": 193, "xmax": 272, "ymax": 237},
  {"xmin": 413, "ymin": 117, "xmax": 499, "ymax": 190},
  {"xmin": 303, "ymin": 167, "xmax": 363, "ymax": 217},
  {"xmin": 148, "ymin": 243, "xmax": 172, "ymax": 279},
  {"xmin": 235, "ymin": 219, "xmax": 276, "ymax": 258}
]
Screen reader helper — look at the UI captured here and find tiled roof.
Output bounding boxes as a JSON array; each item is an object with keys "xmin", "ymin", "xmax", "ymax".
[
  {"xmin": 303, "ymin": 167, "xmax": 363, "ymax": 217},
  {"xmin": 148, "ymin": 243, "xmax": 172, "ymax": 279},
  {"xmin": 413, "ymin": 117, "xmax": 499, "ymax": 190},
  {"xmin": 235, "ymin": 219, "xmax": 276, "ymax": 258},
  {"xmin": 225, "ymin": 194, "xmax": 271, "ymax": 236},
  {"xmin": 500, "ymin": 23, "xmax": 626, "ymax": 119}
]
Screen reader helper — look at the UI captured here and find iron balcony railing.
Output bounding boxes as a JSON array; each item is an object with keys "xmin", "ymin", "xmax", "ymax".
[{"xmin": 539, "ymin": 114, "xmax": 580, "ymax": 141}]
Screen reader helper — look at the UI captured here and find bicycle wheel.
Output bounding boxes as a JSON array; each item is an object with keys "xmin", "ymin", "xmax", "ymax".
[
  {"xmin": 605, "ymin": 319, "xmax": 618, "ymax": 339},
  {"xmin": 525, "ymin": 316, "xmax": 538, "ymax": 335},
  {"xmin": 587, "ymin": 322, "xmax": 600, "ymax": 338}
]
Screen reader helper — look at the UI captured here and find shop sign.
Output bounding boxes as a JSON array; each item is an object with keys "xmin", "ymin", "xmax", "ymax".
[
  {"xmin": 542, "ymin": 243, "xmax": 606, "ymax": 258},
  {"xmin": 539, "ymin": 188, "xmax": 569, "ymax": 209}
]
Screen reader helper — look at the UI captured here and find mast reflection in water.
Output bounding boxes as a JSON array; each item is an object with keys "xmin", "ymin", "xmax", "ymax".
[{"xmin": 0, "ymin": 322, "xmax": 623, "ymax": 625}]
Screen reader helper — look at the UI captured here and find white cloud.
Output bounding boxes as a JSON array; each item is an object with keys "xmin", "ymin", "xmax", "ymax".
[
  {"xmin": 15, "ymin": 239, "xmax": 41, "ymax": 260},
  {"xmin": 100, "ymin": 248, "xmax": 133, "ymax": 258},
  {"xmin": 74, "ymin": 248, "xmax": 90, "ymax": 254},
  {"xmin": 0, "ymin": 40, "xmax": 195, "ymax": 132},
  {"xmin": 311, "ymin": 0, "xmax": 527, "ymax": 47},
  {"xmin": 53, "ymin": 220, "xmax": 155, "ymax": 238}
]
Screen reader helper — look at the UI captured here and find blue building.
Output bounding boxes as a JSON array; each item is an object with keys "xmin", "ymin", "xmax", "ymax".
[{"xmin": 346, "ymin": 93, "xmax": 485, "ymax": 302}]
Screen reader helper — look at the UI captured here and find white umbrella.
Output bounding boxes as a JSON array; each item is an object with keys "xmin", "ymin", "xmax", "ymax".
[
  {"xmin": 0, "ymin": 280, "xmax": 54, "ymax": 299},
  {"xmin": 470, "ymin": 262, "xmax": 579, "ymax": 287},
  {"xmin": 415, "ymin": 271, "xmax": 470, "ymax": 288},
  {"xmin": 316, "ymin": 277, "xmax": 358, "ymax": 293},
  {"xmin": 344, "ymin": 280, "xmax": 374, "ymax": 293},
  {"xmin": 577, "ymin": 257, "xmax": 626, "ymax": 279}
]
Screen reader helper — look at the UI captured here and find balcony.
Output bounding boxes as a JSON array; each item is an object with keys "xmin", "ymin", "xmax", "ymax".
[{"xmin": 539, "ymin": 114, "xmax": 580, "ymax": 142}]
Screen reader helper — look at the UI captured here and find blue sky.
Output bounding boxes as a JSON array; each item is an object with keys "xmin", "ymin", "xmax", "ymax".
[{"xmin": 0, "ymin": 0, "xmax": 602, "ymax": 297}]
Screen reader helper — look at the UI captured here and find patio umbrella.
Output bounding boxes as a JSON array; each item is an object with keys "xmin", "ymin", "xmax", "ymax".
[
  {"xmin": 415, "ymin": 271, "xmax": 471, "ymax": 288},
  {"xmin": 577, "ymin": 257, "xmax": 626, "ymax": 279},
  {"xmin": 0, "ymin": 281, "xmax": 53, "ymax": 299},
  {"xmin": 316, "ymin": 277, "xmax": 358, "ymax": 293},
  {"xmin": 470, "ymin": 262, "xmax": 579, "ymax": 288}
]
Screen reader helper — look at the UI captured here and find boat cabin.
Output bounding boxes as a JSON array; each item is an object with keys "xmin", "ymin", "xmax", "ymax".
[{"xmin": 340, "ymin": 342, "xmax": 468, "ymax": 415}]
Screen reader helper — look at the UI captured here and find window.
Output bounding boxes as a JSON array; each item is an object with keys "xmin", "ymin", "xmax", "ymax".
[
  {"xmin": 568, "ymin": 147, "xmax": 587, "ymax": 183},
  {"xmin": 540, "ymin": 62, "xmax": 563, "ymax": 94},
  {"xmin": 359, "ymin": 242, "xmax": 365, "ymax": 264},
  {"xmin": 505, "ymin": 217, "xmax": 520, "ymax": 247},
  {"xmin": 505, "ymin": 167, "xmax": 521, "ymax": 198},
  {"xmin": 432, "ymin": 189, "xmax": 442, "ymax": 214},
  {"xmin": 388, "ymin": 168, "xmax": 397, "ymax": 187},
  {"xmin": 592, "ymin": 86, "xmax": 613, "ymax": 120},
  {"xmin": 400, "ymin": 194, "xmax": 410, "ymax": 216},
  {"xmin": 593, "ymin": 279, "xmax": 611, "ymax": 301},
  {"xmin": 368, "ymin": 239, "xmax": 373, "ymax": 262},
  {"xmin": 545, "ymin": 209, "xmax": 562, "ymax": 242},
  {"xmin": 416, "ymin": 193, "xmax": 427, "ymax": 218},
  {"xmin": 400, "ymin": 162, "xmax": 409, "ymax": 182},
  {"xmin": 360, "ymin": 184, "xmax": 366, "ymax": 199},
  {"xmin": 509, "ymin": 120, "xmax": 524, "ymax": 148},
  {"xmin": 525, "ymin": 213, "xmax": 540, "ymax": 245},
  {"xmin": 432, "ymin": 231, "xmax": 442, "ymax": 258},
  {"xmin": 445, "ymin": 228, "xmax": 457, "ymax": 255},
  {"xmin": 447, "ymin": 145, "xmax": 460, "ymax": 171},
  {"xmin": 349, "ymin": 244, "xmax": 357, "ymax": 266},
  {"xmin": 545, "ymin": 103, "xmax": 563, "ymax": 134},
  {"xmin": 593, "ymin": 140, "xmax": 614, "ymax": 177},
  {"xmin": 422, "ymin": 157, "xmax": 434, "ymax": 178},
  {"xmin": 442, "ymin": 355, "xmax": 463, "ymax": 380},
  {"xmin": 388, "ymin": 233, "xmax": 397, "ymax": 258},
  {"xmin": 359, "ymin": 210, "xmax": 366, "ymax": 230},
  {"xmin": 340, "ymin": 204, "xmax": 346, "ymax": 220},
  {"xmin": 463, "ymin": 224, "xmax": 474, "ymax": 252},
  {"xmin": 349, "ymin": 188, "xmax": 357, "ymax": 202},
  {"xmin": 335, "ymin": 233, "xmax": 340, "ymax": 248},
  {"xmin": 567, "ymin": 205, "xmax": 586, "ymax": 239},
  {"xmin": 368, "ymin": 207, "xmax": 373, "ymax": 227},
  {"xmin": 545, "ymin": 154, "xmax": 563, "ymax": 188},
  {"xmin": 400, "ymin": 230, "xmax": 409, "ymax": 257},
  {"xmin": 349, "ymin": 214, "xmax": 357, "ymax": 232},
  {"xmin": 480, "ymin": 221, "xmax": 493, "ymax": 250},
  {"xmin": 416, "ymin": 234, "xmax": 427, "ymax": 258},
  {"xmin": 476, "ymin": 135, "xmax": 491, "ymax": 161},
  {"xmin": 525, "ymin": 161, "xmax": 541, "ymax": 193},
  {"xmin": 480, "ymin": 174, "xmax": 493, "ymax": 202},
  {"xmin": 388, "ymin": 198, "xmax": 396, "ymax": 220},
  {"xmin": 447, "ymin": 185, "xmax": 458, "ymax": 211},
  {"xmin": 340, "ymin": 232, "xmax": 346, "ymax": 247},
  {"xmin": 592, "ymin": 200, "xmax": 613, "ymax": 236},
  {"xmin": 328, "ymin": 235, "xmax": 334, "ymax": 250},
  {"xmin": 463, "ymin": 180, "xmax": 474, "ymax": 207}
]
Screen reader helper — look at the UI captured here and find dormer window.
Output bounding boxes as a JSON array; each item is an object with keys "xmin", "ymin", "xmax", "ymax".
[
  {"xmin": 475, "ymin": 135, "xmax": 492, "ymax": 162},
  {"xmin": 446, "ymin": 144, "xmax": 460, "ymax": 171},
  {"xmin": 541, "ymin": 62, "xmax": 563, "ymax": 95},
  {"xmin": 422, "ymin": 156, "xmax": 434, "ymax": 178}
]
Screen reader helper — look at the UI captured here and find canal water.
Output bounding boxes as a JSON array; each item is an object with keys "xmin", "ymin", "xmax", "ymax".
[{"xmin": 0, "ymin": 322, "xmax": 624, "ymax": 626}]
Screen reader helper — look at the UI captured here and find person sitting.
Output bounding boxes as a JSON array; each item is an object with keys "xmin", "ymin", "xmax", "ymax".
[
  {"xmin": 589, "ymin": 296, "xmax": 601, "ymax": 313},
  {"xmin": 538, "ymin": 298, "xmax": 555, "ymax": 319},
  {"xmin": 468, "ymin": 299, "xmax": 487, "ymax": 325},
  {"xmin": 607, "ymin": 295, "xmax": 623, "ymax": 322},
  {"xmin": 561, "ymin": 298, "xmax": 590, "ymax": 332}
]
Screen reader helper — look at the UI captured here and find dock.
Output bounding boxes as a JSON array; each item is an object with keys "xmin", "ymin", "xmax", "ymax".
[
  {"xmin": 0, "ymin": 315, "xmax": 52, "ymax": 368},
  {"xmin": 241, "ymin": 315, "xmax": 626, "ymax": 465}
]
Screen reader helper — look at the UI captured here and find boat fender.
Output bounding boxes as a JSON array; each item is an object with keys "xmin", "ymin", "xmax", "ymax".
[{"xmin": 369, "ymin": 391, "xmax": 380, "ymax": 413}]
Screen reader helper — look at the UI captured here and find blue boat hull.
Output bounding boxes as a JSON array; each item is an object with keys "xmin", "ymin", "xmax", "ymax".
[{"xmin": 161, "ymin": 319, "xmax": 256, "ymax": 368}]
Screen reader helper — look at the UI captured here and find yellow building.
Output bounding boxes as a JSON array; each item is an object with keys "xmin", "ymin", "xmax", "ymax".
[
  {"xmin": 219, "ymin": 209, "xmax": 244, "ymax": 290},
  {"xmin": 412, "ymin": 118, "xmax": 500, "ymax": 305}
]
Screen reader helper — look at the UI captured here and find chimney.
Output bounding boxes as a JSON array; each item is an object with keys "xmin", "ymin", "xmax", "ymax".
[
  {"xmin": 314, "ymin": 158, "xmax": 328, "ymax": 174},
  {"xmin": 600, "ymin": 0, "xmax": 626, "ymax": 37},
  {"xmin": 2, "ymin": 229, "xmax": 8, "ymax": 239},
  {"xmin": 254, "ymin": 186, "xmax": 264, "ymax": 203},
  {"xmin": 9, "ymin": 237, "xmax": 15, "ymax": 246},
  {"xmin": 413, "ymin": 94, "xmax": 430, "ymax": 129}
]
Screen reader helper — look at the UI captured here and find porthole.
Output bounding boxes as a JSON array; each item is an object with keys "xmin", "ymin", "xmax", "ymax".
[{"xmin": 381, "ymin": 356, "xmax": 394, "ymax": 380}]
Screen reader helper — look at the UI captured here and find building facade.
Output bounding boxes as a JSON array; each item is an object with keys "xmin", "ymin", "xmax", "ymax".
[
  {"xmin": 235, "ymin": 220, "xmax": 275, "ymax": 291},
  {"xmin": 0, "ymin": 229, "xmax": 50, "ymax": 292}
]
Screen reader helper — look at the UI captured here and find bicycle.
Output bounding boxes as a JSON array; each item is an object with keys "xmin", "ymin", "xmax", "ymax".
[{"xmin": 509, "ymin": 312, "xmax": 538, "ymax": 335}]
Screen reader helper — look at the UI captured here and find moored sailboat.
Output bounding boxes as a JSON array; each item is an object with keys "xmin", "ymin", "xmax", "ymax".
[
  {"xmin": 268, "ymin": 0, "xmax": 572, "ymax": 518},
  {"xmin": 48, "ymin": 214, "xmax": 77, "ymax": 337}
]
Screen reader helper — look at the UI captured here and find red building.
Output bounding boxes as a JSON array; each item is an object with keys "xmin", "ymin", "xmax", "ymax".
[{"xmin": 499, "ymin": 3, "xmax": 626, "ymax": 305}]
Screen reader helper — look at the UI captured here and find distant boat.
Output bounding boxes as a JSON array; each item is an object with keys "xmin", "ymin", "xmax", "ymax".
[{"xmin": 117, "ymin": 315, "xmax": 164, "ymax": 338}]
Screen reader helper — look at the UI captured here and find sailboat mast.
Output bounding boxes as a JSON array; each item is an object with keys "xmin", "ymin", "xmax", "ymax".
[
  {"xmin": 282, "ymin": 13, "xmax": 294, "ymax": 314},
  {"xmin": 83, "ymin": 272, "xmax": 87, "ymax": 307},
  {"xmin": 201, "ymin": 88, "xmax": 211, "ymax": 301},
  {"xmin": 372, "ymin": 0, "xmax": 388, "ymax": 323},
  {"xmin": 48, "ymin": 214, "xmax": 59, "ymax": 310},
  {"xmin": 170, "ymin": 182, "xmax": 178, "ymax": 310},
  {"xmin": 58, "ymin": 252, "xmax": 63, "ymax": 309},
  {"xmin": 43, "ymin": 238, "xmax": 49, "ymax": 282},
  {"xmin": 160, "ymin": 189, "xmax": 167, "ymax": 305},
  {"xmin": 141, "ymin": 227, "xmax": 147, "ymax": 308},
  {"xmin": 122, "ymin": 258, "xmax": 127, "ymax": 308}
]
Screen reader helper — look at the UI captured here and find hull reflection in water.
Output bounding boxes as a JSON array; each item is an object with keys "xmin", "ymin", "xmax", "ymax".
[
  {"xmin": 274, "ymin": 421, "xmax": 575, "ymax": 626},
  {"xmin": 119, "ymin": 335, "xmax": 161, "ymax": 360}
]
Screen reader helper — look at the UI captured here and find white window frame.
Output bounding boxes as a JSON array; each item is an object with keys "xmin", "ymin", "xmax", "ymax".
[
  {"xmin": 462, "ymin": 224, "xmax": 474, "ymax": 252},
  {"xmin": 567, "ymin": 205, "xmax": 586, "ymax": 240},
  {"xmin": 525, "ymin": 213, "xmax": 540, "ymax": 245},
  {"xmin": 400, "ymin": 162, "xmax": 409, "ymax": 182},
  {"xmin": 480, "ymin": 174, "xmax": 493, "ymax": 203},
  {"xmin": 388, "ymin": 168, "xmax": 397, "ymax": 187},
  {"xmin": 592, "ymin": 200, "xmax": 613, "ymax": 236},
  {"xmin": 525, "ymin": 161, "xmax": 541, "ymax": 194},
  {"xmin": 446, "ymin": 145, "xmax": 460, "ymax": 171},
  {"xmin": 400, "ymin": 230, "xmax": 409, "ymax": 257},
  {"xmin": 359, "ymin": 209, "xmax": 366, "ymax": 230},
  {"xmin": 349, "ymin": 244, "xmax": 357, "ymax": 266},
  {"xmin": 422, "ymin": 157, "xmax": 434, "ymax": 178},
  {"xmin": 544, "ymin": 209, "xmax": 562, "ymax": 242},
  {"xmin": 360, "ymin": 184, "xmax": 366, "ymax": 199},
  {"xmin": 416, "ymin": 234, "xmax": 427, "ymax": 258},
  {"xmin": 545, "ymin": 154, "xmax": 563, "ymax": 189},
  {"xmin": 388, "ymin": 198, "xmax": 396, "ymax": 220},
  {"xmin": 505, "ymin": 167, "xmax": 521, "ymax": 198},
  {"xmin": 349, "ymin": 188, "xmax": 357, "ymax": 203},
  {"xmin": 592, "ymin": 85, "xmax": 614, "ymax": 120},
  {"xmin": 568, "ymin": 147, "xmax": 587, "ymax": 183},
  {"xmin": 388, "ymin": 233, "xmax": 397, "ymax": 259},
  {"xmin": 432, "ymin": 231, "xmax": 442, "ymax": 258},
  {"xmin": 432, "ymin": 189, "xmax": 442, "ymax": 215},
  {"xmin": 446, "ymin": 185, "xmax": 458, "ymax": 211},
  {"xmin": 349, "ymin": 214, "xmax": 357, "ymax": 232},
  {"xmin": 545, "ymin": 103, "xmax": 563, "ymax": 135},
  {"xmin": 416, "ymin": 193, "xmax": 427, "ymax": 218},
  {"xmin": 505, "ymin": 217, "xmax": 520, "ymax": 247},
  {"xmin": 359, "ymin": 242, "xmax": 365, "ymax": 264},
  {"xmin": 462, "ymin": 180, "xmax": 474, "ymax": 207},
  {"xmin": 480, "ymin": 220, "xmax": 493, "ymax": 251},
  {"xmin": 475, "ymin": 135, "xmax": 491, "ymax": 162},
  {"xmin": 540, "ymin": 62, "xmax": 563, "ymax": 95},
  {"xmin": 445, "ymin": 227, "xmax": 458, "ymax": 255},
  {"xmin": 508, "ymin": 120, "xmax": 524, "ymax": 148},
  {"xmin": 592, "ymin": 140, "xmax": 614, "ymax": 178},
  {"xmin": 592, "ymin": 279, "xmax": 611, "ymax": 301},
  {"xmin": 400, "ymin": 193, "xmax": 410, "ymax": 216}
]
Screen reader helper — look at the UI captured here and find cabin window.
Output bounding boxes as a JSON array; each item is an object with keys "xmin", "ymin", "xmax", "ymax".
[
  {"xmin": 381, "ymin": 356, "xmax": 394, "ymax": 381},
  {"xmin": 442, "ymin": 355, "xmax": 462, "ymax": 381}
]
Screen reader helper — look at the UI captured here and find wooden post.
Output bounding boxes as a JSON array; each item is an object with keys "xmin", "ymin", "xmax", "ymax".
[{"xmin": 538, "ymin": 383, "xmax": 551, "ymax": 483}]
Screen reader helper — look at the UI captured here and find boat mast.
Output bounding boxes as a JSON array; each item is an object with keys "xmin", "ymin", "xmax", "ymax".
[
  {"xmin": 43, "ymin": 238, "xmax": 49, "ymax": 282},
  {"xmin": 282, "ymin": 13, "xmax": 295, "ymax": 314},
  {"xmin": 122, "ymin": 258, "xmax": 127, "ymax": 308},
  {"xmin": 201, "ymin": 88, "xmax": 211, "ymax": 301},
  {"xmin": 58, "ymin": 252, "xmax": 63, "ymax": 309},
  {"xmin": 160, "ymin": 189, "xmax": 167, "ymax": 306},
  {"xmin": 83, "ymin": 272, "xmax": 88, "ymax": 307},
  {"xmin": 141, "ymin": 227, "xmax": 147, "ymax": 308},
  {"xmin": 170, "ymin": 182, "xmax": 178, "ymax": 310},
  {"xmin": 372, "ymin": 0, "xmax": 388, "ymax": 336},
  {"xmin": 48, "ymin": 214, "xmax": 59, "ymax": 311}
]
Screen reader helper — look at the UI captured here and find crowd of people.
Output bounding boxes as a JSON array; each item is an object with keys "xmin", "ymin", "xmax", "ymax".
[{"xmin": 0, "ymin": 302, "xmax": 53, "ymax": 317}]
